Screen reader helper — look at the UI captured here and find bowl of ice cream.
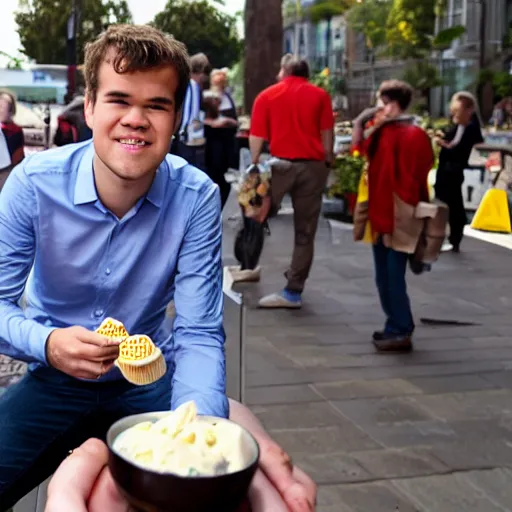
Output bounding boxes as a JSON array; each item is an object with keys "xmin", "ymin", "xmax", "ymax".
[{"xmin": 106, "ymin": 402, "xmax": 259, "ymax": 512}]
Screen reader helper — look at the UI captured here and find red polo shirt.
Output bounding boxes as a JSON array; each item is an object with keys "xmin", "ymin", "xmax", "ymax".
[{"xmin": 250, "ymin": 77, "xmax": 334, "ymax": 161}]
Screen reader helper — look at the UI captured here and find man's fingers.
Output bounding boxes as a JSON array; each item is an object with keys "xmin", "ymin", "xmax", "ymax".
[
  {"xmin": 77, "ymin": 328, "xmax": 119, "ymax": 348},
  {"xmin": 259, "ymin": 439, "xmax": 316, "ymax": 512},
  {"xmin": 78, "ymin": 342, "xmax": 120, "ymax": 362},
  {"xmin": 247, "ymin": 469, "xmax": 288, "ymax": 512},
  {"xmin": 73, "ymin": 360, "xmax": 115, "ymax": 380},
  {"xmin": 293, "ymin": 466, "xmax": 317, "ymax": 503},
  {"xmin": 46, "ymin": 439, "xmax": 108, "ymax": 512},
  {"xmin": 259, "ymin": 439, "xmax": 295, "ymax": 491},
  {"xmin": 88, "ymin": 466, "xmax": 131, "ymax": 512}
]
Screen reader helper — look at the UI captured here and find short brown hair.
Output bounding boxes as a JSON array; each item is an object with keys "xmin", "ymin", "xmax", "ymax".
[
  {"xmin": 84, "ymin": 24, "xmax": 190, "ymax": 112},
  {"xmin": 190, "ymin": 53, "xmax": 210, "ymax": 75},
  {"xmin": 291, "ymin": 59, "xmax": 310, "ymax": 79},
  {"xmin": 378, "ymin": 80, "xmax": 413, "ymax": 111},
  {"xmin": 0, "ymin": 90, "xmax": 16, "ymax": 116}
]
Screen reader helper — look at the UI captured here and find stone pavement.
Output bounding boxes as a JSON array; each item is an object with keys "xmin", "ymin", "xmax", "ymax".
[
  {"xmin": 224, "ymin": 202, "xmax": 512, "ymax": 512},
  {"xmin": 3, "ymin": 197, "xmax": 512, "ymax": 511}
]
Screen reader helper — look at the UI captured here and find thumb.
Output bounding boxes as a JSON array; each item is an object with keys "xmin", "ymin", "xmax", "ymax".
[
  {"xmin": 88, "ymin": 466, "xmax": 131, "ymax": 512},
  {"xmin": 46, "ymin": 439, "xmax": 108, "ymax": 512}
]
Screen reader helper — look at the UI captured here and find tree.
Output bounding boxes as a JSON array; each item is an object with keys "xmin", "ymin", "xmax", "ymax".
[
  {"xmin": 386, "ymin": 0, "xmax": 436, "ymax": 59},
  {"xmin": 152, "ymin": 0, "xmax": 241, "ymax": 69},
  {"xmin": 15, "ymin": 0, "xmax": 132, "ymax": 64},
  {"xmin": 308, "ymin": 0, "xmax": 352, "ymax": 69},
  {"xmin": 348, "ymin": 0, "xmax": 392, "ymax": 95},
  {"xmin": 244, "ymin": 0, "xmax": 283, "ymax": 112}
]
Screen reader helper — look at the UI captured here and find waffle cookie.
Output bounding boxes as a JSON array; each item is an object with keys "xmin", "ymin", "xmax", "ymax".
[
  {"xmin": 115, "ymin": 334, "xmax": 166, "ymax": 386},
  {"xmin": 95, "ymin": 317, "xmax": 129, "ymax": 343}
]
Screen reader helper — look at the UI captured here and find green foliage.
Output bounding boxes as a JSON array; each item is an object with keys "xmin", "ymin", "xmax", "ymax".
[
  {"xmin": 491, "ymin": 71, "xmax": 512, "ymax": 98},
  {"xmin": 330, "ymin": 153, "xmax": 365, "ymax": 196},
  {"xmin": 308, "ymin": 0, "xmax": 352, "ymax": 23},
  {"xmin": 228, "ymin": 59, "xmax": 244, "ymax": 108},
  {"xmin": 311, "ymin": 69, "xmax": 346, "ymax": 95},
  {"xmin": 431, "ymin": 25, "xmax": 465, "ymax": 51},
  {"xmin": 403, "ymin": 60, "xmax": 443, "ymax": 93},
  {"xmin": 152, "ymin": 0, "xmax": 242, "ymax": 69},
  {"xmin": 347, "ymin": 0, "xmax": 391, "ymax": 51},
  {"xmin": 15, "ymin": 0, "xmax": 132, "ymax": 64},
  {"xmin": 386, "ymin": 0, "xmax": 436, "ymax": 58},
  {"xmin": 0, "ymin": 51, "xmax": 24, "ymax": 69}
]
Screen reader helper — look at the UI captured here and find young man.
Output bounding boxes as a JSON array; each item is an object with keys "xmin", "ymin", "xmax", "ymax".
[
  {"xmin": 170, "ymin": 52, "xmax": 210, "ymax": 170},
  {"xmin": 435, "ymin": 92, "xmax": 483, "ymax": 252},
  {"xmin": 0, "ymin": 25, "xmax": 315, "ymax": 511},
  {"xmin": 352, "ymin": 80, "xmax": 434, "ymax": 352},
  {"xmin": 250, "ymin": 56, "xmax": 334, "ymax": 309}
]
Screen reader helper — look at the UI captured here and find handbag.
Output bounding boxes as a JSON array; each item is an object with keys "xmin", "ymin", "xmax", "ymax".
[{"xmin": 353, "ymin": 170, "xmax": 373, "ymax": 243}]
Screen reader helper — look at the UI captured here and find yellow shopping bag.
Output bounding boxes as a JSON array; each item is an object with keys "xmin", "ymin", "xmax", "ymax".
[
  {"xmin": 471, "ymin": 188, "xmax": 512, "ymax": 233},
  {"xmin": 353, "ymin": 171, "xmax": 373, "ymax": 243}
]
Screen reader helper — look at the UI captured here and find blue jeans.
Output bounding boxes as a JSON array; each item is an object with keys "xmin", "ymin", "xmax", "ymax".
[
  {"xmin": 372, "ymin": 238, "xmax": 414, "ymax": 336},
  {"xmin": 0, "ymin": 365, "xmax": 172, "ymax": 509}
]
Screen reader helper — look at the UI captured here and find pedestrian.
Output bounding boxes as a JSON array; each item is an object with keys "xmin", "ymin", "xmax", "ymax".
[
  {"xmin": 210, "ymin": 68, "xmax": 239, "ymax": 170},
  {"xmin": 352, "ymin": 80, "xmax": 434, "ymax": 352},
  {"xmin": 170, "ymin": 52, "xmax": 210, "ymax": 170},
  {"xmin": 434, "ymin": 91, "xmax": 484, "ymax": 252},
  {"xmin": 53, "ymin": 94, "xmax": 93, "ymax": 146},
  {"xmin": 249, "ymin": 56, "xmax": 334, "ymax": 309},
  {"xmin": 202, "ymin": 89, "xmax": 237, "ymax": 209},
  {"xmin": 0, "ymin": 90, "xmax": 24, "ymax": 190},
  {"xmin": 0, "ymin": 24, "xmax": 315, "ymax": 511}
]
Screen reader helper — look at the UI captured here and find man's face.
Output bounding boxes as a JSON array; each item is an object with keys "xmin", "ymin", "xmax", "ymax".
[
  {"xmin": 84, "ymin": 56, "xmax": 179, "ymax": 183},
  {"xmin": 0, "ymin": 96, "xmax": 12, "ymax": 123}
]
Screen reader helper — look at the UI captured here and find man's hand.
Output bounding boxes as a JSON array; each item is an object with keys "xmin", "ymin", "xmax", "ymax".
[
  {"xmin": 46, "ymin": 439, "xmax": 129, "ymax": 512},
  {"xmin": 46, "ymin": 326, "xmax": 119, "ymax": 379},
  {"xmin": 228, "ymin": 399, "xmax": 317, "ymax": 512}
]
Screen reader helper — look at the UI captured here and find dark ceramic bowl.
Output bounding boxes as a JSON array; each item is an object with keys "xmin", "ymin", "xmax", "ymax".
[{"xmin": 107, "ymin": 411, "xmax": 259, "ymax": 512}]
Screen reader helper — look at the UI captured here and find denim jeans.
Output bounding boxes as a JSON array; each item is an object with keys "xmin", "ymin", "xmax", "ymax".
[
  {"xmin": 372, "ymin": 238, "xmax": 415, "ymax": 335},
  {"xmin": 0, "ymin": 365, "xmax": 172, "ymax": 510}
]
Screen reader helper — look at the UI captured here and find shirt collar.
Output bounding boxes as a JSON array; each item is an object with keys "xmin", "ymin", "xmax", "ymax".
[
  {"xmin": 74, "ymin": 141, "xmax": 167, "ymax": 209},
  {"xmin": 74, "ymin": 141, "xmax": 97, "ymax": 205},
  {"xmin": 145, "ymin": 164, "xmax": 166, "ymax": 208}
]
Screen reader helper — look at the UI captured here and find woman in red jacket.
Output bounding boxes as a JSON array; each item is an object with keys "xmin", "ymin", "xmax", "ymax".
[{"xmin": 352, "ymin": 81, "xmax": 434, "ymax": 353}]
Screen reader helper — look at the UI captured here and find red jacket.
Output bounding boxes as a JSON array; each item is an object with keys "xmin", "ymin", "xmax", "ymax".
[{"xmin": 363, "ymin": 120, "xmax": 434, "ymax": 234}]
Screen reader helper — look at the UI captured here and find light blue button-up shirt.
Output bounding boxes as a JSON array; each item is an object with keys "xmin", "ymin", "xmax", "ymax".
[{"xmin": 0, "ymin": 140, "xmax": 228, "ymax": 418}]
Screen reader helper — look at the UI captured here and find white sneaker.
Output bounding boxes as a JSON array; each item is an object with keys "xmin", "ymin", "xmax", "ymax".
[
  {"xmin": 441, "ymin": 242, "xmax": 454, "ymax": 252},
  {"xmin": 258, "ymin": 292, "xmax": 302, "ymax": 309},
  {"xmin": 228, "ymin": 265, "xmax": 261, "ymax": 283}
]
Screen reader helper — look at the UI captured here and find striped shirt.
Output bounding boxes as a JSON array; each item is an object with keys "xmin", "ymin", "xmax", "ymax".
[{"xmin": 179, "ymin": 79, "xmax": 202, "ymax": 141}]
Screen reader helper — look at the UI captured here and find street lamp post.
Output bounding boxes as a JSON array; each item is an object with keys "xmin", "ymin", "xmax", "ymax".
[{"xmin": 66, "ymin": 0, "xmax": 79, "ymax": 103}]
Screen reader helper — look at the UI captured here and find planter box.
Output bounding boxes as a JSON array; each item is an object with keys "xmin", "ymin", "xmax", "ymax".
[{"xmin": 321, "ymin": 195, "xmax": 354, "ymax": 222}]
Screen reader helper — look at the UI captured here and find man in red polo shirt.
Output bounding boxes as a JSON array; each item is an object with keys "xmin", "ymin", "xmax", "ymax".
[{"xmin": 249, "ymin": 56, "xmax": 334, "ymax": 308}]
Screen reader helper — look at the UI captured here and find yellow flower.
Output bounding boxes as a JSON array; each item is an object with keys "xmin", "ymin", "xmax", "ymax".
[
  {"xmin": 352, "ymin": 149, "xmax": 360, "ymax": 158},
  {"xmin": 320, "ymin": 67, "xmax": 330, "ymax": 77}
]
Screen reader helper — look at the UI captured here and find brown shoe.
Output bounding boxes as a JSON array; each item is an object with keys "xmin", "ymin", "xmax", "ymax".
[{"xmin": 373, "ymin": 335, "xmax": 413, "ymax": 353}]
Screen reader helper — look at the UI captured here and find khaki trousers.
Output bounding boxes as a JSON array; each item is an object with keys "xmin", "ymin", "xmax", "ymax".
[{"xmin": 270, "ymin": 160, "xmax": 329, "ymax": 293}]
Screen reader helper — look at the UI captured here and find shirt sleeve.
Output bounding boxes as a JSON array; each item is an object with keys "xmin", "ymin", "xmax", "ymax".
[
  {"xmin": 171, "ymin": 181, "xmax": 228, "ymax": 418},
  {"xmin": 320, "ymin": 91, "xmax": 335, "ymax": 131},
  {"xmin": 249, "ymin": 93, "xmax": 269, "ymax": 140},
  {"xmin": 0, "ymin": 162, "xmax": 56, "ymax": 363},
  {"xmin": 190, "ymin": 81, "xmax": 201, "ymax": 122}
]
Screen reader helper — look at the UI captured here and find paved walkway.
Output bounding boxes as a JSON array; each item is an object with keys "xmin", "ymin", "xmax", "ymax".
[
  {"xmin": 224, "ymin": 201, "xmax": 512, "ymax": 512},
  {"xmin": 3, "ymin": 197, "xmax": 512, "ymax": 511}
]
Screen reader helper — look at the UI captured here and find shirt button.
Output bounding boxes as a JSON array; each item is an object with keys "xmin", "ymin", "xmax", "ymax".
[
  {"xmin": 94, "ymin": 308, "xmax": 104, "ymax": 317},
  {"xmin": 105, "ymin": 268, "xmax": 111, "ymax": 275}
]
